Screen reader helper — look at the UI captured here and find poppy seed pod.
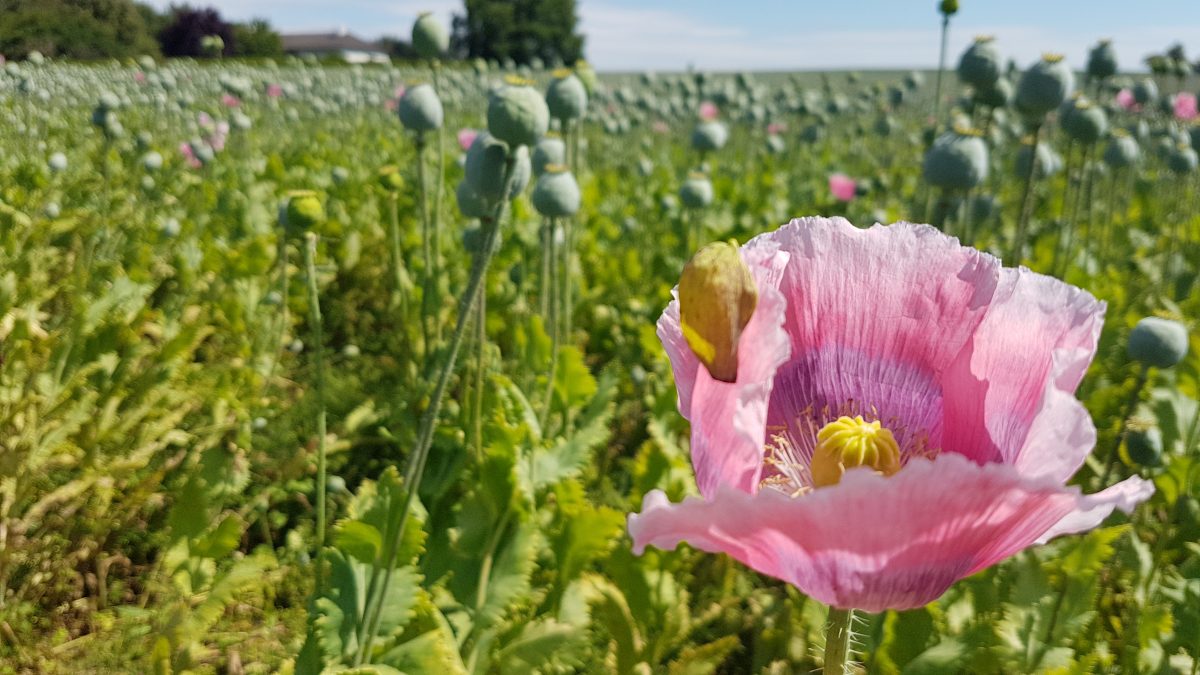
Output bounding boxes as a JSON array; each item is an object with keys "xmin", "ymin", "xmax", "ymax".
[
  {"xmin": 507, "ymin": 145, "xmax": 532, "ymax": 198},
  {"xmin": 1015, "ymin": 139, "xmax": 1062, "ymax": 177},
  {"xmin": 487, "ymin": 77, "xmax": 550, "ymax": 148},
  {"xmin": 678, "ymin": 240, "xmax": 757, "ymax": 382},
  {"xmin": 465, "ymin": 131, "xmax": 511, "ymax": 203},
  {"xmin": 1015, "ymin": 54, "xmax": 1075, "ymax": 118},
  {"xmin": 1125, "ymin": 421, "xmax": 1164, "ymax": 467},
  {"xmin": 957, "ymin": 37, "xmax": 1002, "ymax": 90},
  {"xmin": 974, "ymin": 77, "xmax": 1013, "ymax": 109},
  {"xmin": 766, "ymin": 134, "xmax": 786, "ymax": 154},
  {"xmin": 691, "ymin": 120, "xmax": 729, "ymax": 152},
  {"xmin": 922, "ymin": 128, "xmax": 989, "ymax": 190},
  {"xmin": 48, "ymin": 152, "xmax": 67, "ymax": 172},
  {"xmin": 1132, "ymin": 78, "xmax": 1158, "ymax": 105},
  {"xmin": 939, "ymin": 0, "xmax": 958, "ymax": 16},
  {"xmin": 398, "ymin": 84, "xmax": 443, "ymax": 132},
  {"xmin": 531, "ymin": 165, "xmax": 581, "ymax": 217},
  {"xmin": 280, "ymin": 190, "xmax": 324, "ymax": 231},
  {"xmin": 1062, "ymin": 99, "xmax": 1108, "ymax": 145},
  {"xmin": 679, "ymin": 172, "xmax": 714, "ymax": 208},
  {"xmin": 1168, "ymin": 145, "xmax": 1198, "ymax": 175},
  {"xmin": 143, "ymin": 151, "xmax": 163, "ymax": 171},
  {"xmin": 1128, "ymin": 317, "xmax": 1188, "ymax": 368},
  {"xmin": 531, "ymin": 135, "xmax": 566, "ymax": 175},
  {"xmin": 1087, "ymin": 40, "xmax": 1118, "ymax": 81},
  {"xmin": 412, "ymin": 12, "xmax": 449, "ymax": 59},
  {"xmin": 455, "ymin": 180, "xmax": 489, "ymax": 219},
  {"xmin": 546, "ymin": 70, "xmax": 588, "ymax": 121},
  {"xmin": 1103, "ymin": 131, "xmax": 1140, "ymax": 169}
]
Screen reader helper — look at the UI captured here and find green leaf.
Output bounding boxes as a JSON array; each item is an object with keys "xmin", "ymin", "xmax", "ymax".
[
  {"xmin": 493, "ymin": 618, "xmax": 585, "ymax": 672},
  {"xmin": 553, "ymin": 345, "xmax": 597, "ymax": 409},
  {"xmin": 902, "ymin": 639, "xmax": 968, "ymax": 675},
  {"xmin": 191, "ymin": 514, "xmax": 243, "ymax": 559},
  {"xmin": 334, "ymin": 520, "xmax": 384, "ymax": 565},
  {"xmin": 667, "ymin": 635, "xmax": 740, "ymax": 675}
]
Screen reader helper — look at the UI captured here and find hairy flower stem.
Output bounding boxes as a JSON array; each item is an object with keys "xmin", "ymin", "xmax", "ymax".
[
  {"xmin": 1099, "ymin": 365, "xmax": 1149, "ymax": 486},
  {"xmin": 432, "ymin": 63, "xmax": 446, "ymax": 347},
  {"xmin": 824, "ymin": 607, "xmax": 854, "ymax": 675},
  {"xmin": 1012, "ymin": 123, "xmax": 1043, "ymax": 264},
  {"xmin": 303, "ymin": 233, "xmax": 329, "ymax": 597},
  {"xmin": 387, "ymin": 194, "xmax": 411, "ymax": 318},
  {"xmin": 356, "ymin": 156, "xmax": 517, "ymax": 666},
  {"xmin": 415, "ymin": 134, "xmax": 433, "ymax": 363},
  {"xmin": 542, "ymin": 217, "xmax": 561, "ymax": 432},
  {"xmin": 473, "ymin": 275, "xmax": 486, "ymax": 464}
]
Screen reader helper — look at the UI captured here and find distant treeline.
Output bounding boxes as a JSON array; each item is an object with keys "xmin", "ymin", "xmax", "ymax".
[{"xmin": 0, "ymin": 0, "xmax": 585, "ymax": 66}]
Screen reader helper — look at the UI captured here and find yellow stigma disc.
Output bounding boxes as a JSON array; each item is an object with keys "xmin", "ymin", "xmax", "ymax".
[{"xmin": 810, "ymin": 415, "xmax": 901, "ymax": 488}]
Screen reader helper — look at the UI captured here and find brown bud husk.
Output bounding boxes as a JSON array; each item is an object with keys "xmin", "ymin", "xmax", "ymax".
[{"xmin": 678, "ymin": 241, "xmax": 757, "ymax": 382}]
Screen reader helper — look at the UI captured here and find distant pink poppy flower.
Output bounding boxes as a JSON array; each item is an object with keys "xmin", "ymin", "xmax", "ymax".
[
  {"xmin": 767, "ymin": 122, "xmax": 787, "ymax": 135},
  {"xmin": 385, "ymin": 99, "xmax": 398, "ymax": 112},
  {"xmin": 828, "ymin": 173, "xmax": 857, "ymax": 202},
  {"xmin": 628, "ymin": 217, "xmax": 1152, "ymax": 612},
  {"xmin": 652, "ymin": 120, "xmax": 671, "ymax": 134},
  {"xmin": 134, "ymin": 71, "xmax": 146, "ymax": 84},
  {"xmin": 699, "ymin": 101, "xmax": 719, "ymax": 121},
  {"xmin": 197, "ymin": 112, "xmax": 213, "ymax": 129},
  {"xmin": 457, "ymin": 128, "xmax": 479, "ymax": 151},
  {"xmin": 1174, "ymin": 92, "xmax": 1198, "ymax": 121},
  {"xmin": 1116, "ymin": 88, "xmax": 1138, "ymax": 111},
  {"xmin": 179, "ymin": 142, "xmax": 201, "ymax": 169},
  {"xmin": 394, "ymin": 85, "xmax": 407, "ymax": 98},
  {"xmin": 221, "ymin": 93, "xmax": 241, "ymax": 108},
  {"xmin": 266, "ymin": 83, "xmax": 283, "ymax": 98}
]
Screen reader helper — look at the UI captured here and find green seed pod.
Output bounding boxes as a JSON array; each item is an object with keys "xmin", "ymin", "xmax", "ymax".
[
  {"xmin": 455, "ymin": 180, "xmax": 489, "ymax": 219},
  {"xmin": 922, "ymin": 128, "xmax": 989, "ymax": 190},
  {"xmin": 1103, "ymin": 130, "xmax": 1140, "ymax": 169},
  {"xmin": 939, "ymin": 0, "xmax": 958, "ymax": 16},
  {"xmin": 678, "ymin": 240, "xmax": 757, "ymax": 382},
  {"xmin": 1015, "ymin": 138, "xmax": 1062, "ymax": 177},
  {"xmin": 765, "ymin": 134, "xmax": 786, "ymax": 154},
  {"xmin": 378, "ymin": 165, "xmax": 405, "ymax": 191},
  {"xmin": 574, "ymin": 60, "xmax": 598, "ymax": 94},
  {"xmin": 531, "ymin": 165, "xmax": 581, "ymax": 217},
  {"xmin": 412, "ymin": 12, "xmax": 449, "ymax": 59},
  {"xmin": 280, "ymin": 190, "xmax": 324, "ymax": 231},
  {"xmin": 1168, "ymin": 145, "xmax": 1199, "ymax": 175},
  {"xmin": 1086, "ymin": 40, "xmax": 1117, "ymax": 81},
  {"xmin": 531, "ymin": 135, "xmax": 566, "ymax": 175},
  {"xmin": 487, "ymin": 77, "xmax": 550, "ymax": 148},
  {"xmin": 691, "ymin": 120, "xmax": 729, "ymax": 152},
  {"xmin": 1125, "ymin": 420, "xmax": 1164, "ymax": 467},
  {"xmin": 957, "ymin": 36, "xmax": 1002, "ymax": 90},
  {"xmin": 679, "ymin": 172, "xmax": 714, "ymax": 209},
  {"xmin": 398, "ymin": 83, "xmax": 443, "ymax": 132},
  {"xmin": 1132, "ymin": 78, "xmax": 1158, "ymax": 105},
  {"xmin": 143, "ymin": 151, "xmax": 163, "ymax": 171},
  {"xmin": 465, "ymin": 131, "xmax": 511, "ymax": 203},
  {"xmin": 1128, "ymin": 317, "xmax": 1188, "ymax": 368},
  {"xmin": 1062, "ymin": 99, "xmax": 1108, "ymax": 144},
  {"xmin": 546, "ymin": 69, "xmax": 588, "ymax": 121},
  {"xmin": 974, "ymin": 76, "xmax": 1013, "ymax": 108},
  {"xmin": 1016, "ymin": 54, "xmax": 1075, "ymax": 118},
  {"xmin": 508, "ymin": 145, "xmax": 531, "ymax": 197}
]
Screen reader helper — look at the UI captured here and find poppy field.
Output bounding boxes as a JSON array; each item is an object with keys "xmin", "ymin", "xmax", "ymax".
[{"xmin": 3, "ymin": 13, "xmax": 1200, "ymax": 675}]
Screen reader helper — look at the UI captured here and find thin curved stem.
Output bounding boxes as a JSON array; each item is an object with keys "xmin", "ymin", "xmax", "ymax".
[{"xmin": 303, "ymin": 233, "xmax": 328, "ymax": 597}]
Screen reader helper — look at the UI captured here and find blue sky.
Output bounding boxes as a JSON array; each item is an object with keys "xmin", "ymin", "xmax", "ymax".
[{"xmin": 143, "ymin": 0, "xmax": 1200, "ymax": 72}]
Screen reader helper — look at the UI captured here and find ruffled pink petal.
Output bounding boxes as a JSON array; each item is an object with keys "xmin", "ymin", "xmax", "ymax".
[
  {"xmin": 1035, "ymin": 475, "xmax": 1154, "ymax": 544},
  {"xmin": 941, "ymin": 267, "xmax": 1104, "ymax": 478},
  {"xmin": 628, "ymin": 453, "xmax": 1139, "ymax": 612},
  {"xmin": 656, "ymin": 243, "xmax": 791, "ymax": 497},
  {"xmin": 755, "ymin": 219, "xmax": 999, "ymax": 449}
]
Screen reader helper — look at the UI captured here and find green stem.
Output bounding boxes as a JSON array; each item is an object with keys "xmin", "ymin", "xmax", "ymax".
[
  {"xmin": 388, "ymin": 193, "xmax": 410, "ymax": 317},
  {"xmin": 1099, "ymin": 365, "xmax": 1149, "ymax": 486},
  {"xmin": 541, "ymin": 218, "xmax": 561, "ymax": 432},
  {"xmin": 304, "ymin": 233, "xmax": 329, "ymax": 597},
  {"xmin": 473, "ymin": 274, "xmax": 486, "ymax": 464},
  {"xmin": 1012, "ymin": 123, "xmax": 1043, "ymax": 264},
  {"xmin": 357, "ymin": 156, "xmax": 517, "ymax": 665},
  {"xmin": 464, "ymin": 509, "xmax": 513, "ymax": 672},
  {"xmin": 823, "ymin": 607, "xmax": 854, "ymax": 675},
  {"xmin": 415, "ymin": 133, "xmax": 433, "ymax": 362},
  {"xmin": 932, "ymin": 15, "xmax": 950, "ymax": 129},
  {"xmin": 432, "ymin": 63, "xmax": 446, "ymax": 347}
]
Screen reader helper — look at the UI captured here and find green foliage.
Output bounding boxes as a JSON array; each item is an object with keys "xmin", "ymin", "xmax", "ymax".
[
  {"xmin": 452, "ymin": 0, "xmax": 585, "ymax": 65},
  {"xmin": 0, "ymin": 0, "xmax": 160, "ymax": 58}
]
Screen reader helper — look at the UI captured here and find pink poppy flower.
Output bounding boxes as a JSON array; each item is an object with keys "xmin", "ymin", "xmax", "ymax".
[
  {"xmin": 179, "ymin": 142, "xmax": 201, "ymax": 169},
  {"xmin": 767, "ymin": 122, "xmax": 787, "ymax": 135},
  {"xmin": 1115, "ymin": 88, "xmax": 1138, "ymax": 111},
  {"xmin": 699, "ymin": 101, "xmax": 719, "ymax": 121},
  {"xmin": 628, "ymin": 217, "xmax": 1153, "ymax": 612},
  {"xmin": 652, "ymin": 120, "xmax": 671, "ymax": 134},
  {"xmin": 828, "ymin": 173, "xmax": 857, "ymax": 202},
  {"xmin": 134, "ymin": 71, "xmax": 146, "ymax": 84},
  {"xmin": 266, "ymin": 83, "xmax": 283, "ymax": 98},
  {"xmin": 1174, "ymin": 92, "xmax": 1198, "ymax": 121},
  {"xmin": 457, "ymin": 128, "xmax": 479, "ymax": 151},
  {"xmin": 221, "ymin": 93, "xmax": 241, "ymax": 108}
]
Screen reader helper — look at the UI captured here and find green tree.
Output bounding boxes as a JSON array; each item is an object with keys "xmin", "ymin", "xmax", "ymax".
[
  {"xmin": 451, "ymin": 0, "xmax": 584, "ymax": 66},
  {"xmin": 233, "ymin": 19, "xmax": 282, "ymax": 58},
  {"xmin": 0, "ymin": 0, "xmax": 160, "ymax": 59}
]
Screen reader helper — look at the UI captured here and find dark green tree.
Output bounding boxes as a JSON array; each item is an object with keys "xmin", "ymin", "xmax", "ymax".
[
  {"xmin": 233, "ymin": 19, "xmax": 282, "ymax": 58},
  {"xmin": 0, "ymin": 0, "xmax": 160, "ymax": 59},
  {"xmin": 451, "ymin": 0, "xmax": 584, "ymax": 66},
  {"xmin": 157, "ymin": 5, "xmax": 234, "ymax": 57}
]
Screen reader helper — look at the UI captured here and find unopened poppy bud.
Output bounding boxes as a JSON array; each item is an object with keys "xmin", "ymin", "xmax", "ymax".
[
  {"xmin": 957, "ymin": 37, "xmax": 1001, "ymax": 90},
  {"xmin": 939, "ymin": 0, "xmax": 958, "ymax": 17},
  {"xmin": 1016, "ymin": 54, "xmax": 1074, "ymax": 118},
  {"xmin": 1128, "ymin": 317, "xmax": 1188, "ymax": 368},
  {"xmin": 678, "ymin": 240, "xmax": 756, "ymax": 382},
  {"xmin": 691, "ymin": 120, "xmax": 729, "ymax": 152},
  {"xmin": 1124, "ymin": 418, "xmax": 1164, "ymax": 467},
  {"xmin": 280, "ymin": 190, "xmax": 324, "ymax": 231},
  {"xmin": 1087, "ymin": 40, "xmax": 1117, "ymax": 81},
  {"xmin": 922, "ymin": 127, "xmax": 989, "ymax": 190},
  {"xmin": 810, "ymin": 415, "xmax": 902, "ymax": 488},
  {"xmin": 488, "ymin": 76, "xmax": 550, "ymax": 148},
  {"xmin": 412, "ymin": 12, "xmax": 449, "ymax": 59}
]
